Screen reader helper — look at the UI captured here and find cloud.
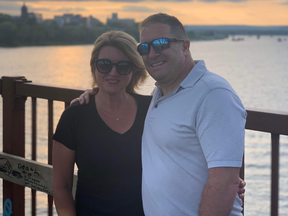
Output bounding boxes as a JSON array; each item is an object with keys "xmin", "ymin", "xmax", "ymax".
[
  {"xmin": 3, "ymin": 0, "xmax": 191, "ymax": 2},
  {"xmin": 198, "ymin": 0, "xmax": 246, "ymax": 2},
  {"xmin": 106, "ymin": 0, "xmax": 137, "ymax": 1},
  {"xmin": 280, "ymin": 0, "xmax": 288, "ymax": 5},
  {"xmin": 152, "ymin": 0, "xmax": 191, "ymax": 1},
  {"xmin": 121, "ymin": 5, "xmax": 169, "ymax": 12},
  {"xmin": 55, "ymin": 7, "xmax": 88, "ymax": 12},
  {"xmin": 32, "ymin": 7, "xmax": 52, "ymax": 12},
  {"xmin": 0, "ymin": 2, "xmax": 22, "ymax": 11},
  {"xmin": 122, "ymin": 5, "xmax": 158, "ymax": 12},
  {"xmin": 2, "ymin": 0, "xmax": 279, "ymax": 4}
]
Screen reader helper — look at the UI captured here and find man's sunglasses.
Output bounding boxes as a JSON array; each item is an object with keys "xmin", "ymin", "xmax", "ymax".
[
  {"xmin": 137, "ymin": 38, "xmax": 185, "ymax": 56},
  {"xmin": 95, "ymin": 59, "xmax": 134, "ymax": 75}
]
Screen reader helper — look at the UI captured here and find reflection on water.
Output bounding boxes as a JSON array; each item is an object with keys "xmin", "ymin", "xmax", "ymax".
[{"xmin": 0, "ymin": 35, "xmax": 288, "ymax": 215}]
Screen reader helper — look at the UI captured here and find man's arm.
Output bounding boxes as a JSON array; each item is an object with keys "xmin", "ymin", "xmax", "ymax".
[{"xmin": 199, "ymin": 167, "xmax": 240, "ymax": 216}]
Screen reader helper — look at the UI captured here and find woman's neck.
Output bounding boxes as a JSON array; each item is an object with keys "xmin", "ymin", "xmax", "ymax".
[{"xmin": 95, "ymin": 90, "xmax": 132, "ymax": 110}]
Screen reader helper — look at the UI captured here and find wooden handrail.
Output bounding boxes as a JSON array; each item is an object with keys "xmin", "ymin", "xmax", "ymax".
[
  {"xmin": 1, "ymin": 77, "xmax": 287, "ymax": 216},
  {"xmin": 246, "ymin": 109, "xmax": 288, "ymax": 135},
  {"xmin": 15, "ymin": 81, "xmax": 84, "ymax": 102}
]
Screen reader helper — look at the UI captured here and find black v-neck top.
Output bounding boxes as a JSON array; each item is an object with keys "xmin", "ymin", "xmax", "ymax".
[{"xmin": 53, "ymin": 94, "xmax": 152, "ymax": 216}]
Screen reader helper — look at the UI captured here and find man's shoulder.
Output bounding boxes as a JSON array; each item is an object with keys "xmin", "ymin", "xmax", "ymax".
[{"xmin": 200, "ymin": 71, "xmax": 234, "ymax": 92}]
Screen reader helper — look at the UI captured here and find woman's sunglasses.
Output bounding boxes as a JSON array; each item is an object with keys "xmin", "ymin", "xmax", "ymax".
[
  {"xmin": 95, "ymin": 59, "xmax": 134, "ymax": 75},
  {"xmin": 137, "ymin": 38, "xmax": 185, "ymax": 56}
]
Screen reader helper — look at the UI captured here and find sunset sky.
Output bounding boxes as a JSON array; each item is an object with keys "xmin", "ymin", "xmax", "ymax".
[{"xmin": 0, "ymin": 0, "xmax": 287, "ymax": 26}]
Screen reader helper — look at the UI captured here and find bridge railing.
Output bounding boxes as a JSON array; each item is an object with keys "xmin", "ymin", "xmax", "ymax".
[{"xmin": 0, "ymin": 76, "xmax": 287, "ymax": 216}]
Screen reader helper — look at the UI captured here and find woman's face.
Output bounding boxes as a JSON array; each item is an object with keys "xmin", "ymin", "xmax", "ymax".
[{"xmin": 95, "ymin": 46, "xmax": 133, "ymax": 95}]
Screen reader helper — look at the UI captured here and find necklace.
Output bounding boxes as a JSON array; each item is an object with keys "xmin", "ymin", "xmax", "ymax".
[{"xmin": 98, "ymin": 105, "xmax": 123, "ymax": 121}]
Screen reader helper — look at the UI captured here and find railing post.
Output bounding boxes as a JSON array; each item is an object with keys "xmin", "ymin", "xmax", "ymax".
[
  {"xmin": 240, "ymin": 154, "xmax": 245, "ymax": 215},
  {"xmin": 271, "ymin": 133, "xmax": 279, "ymax": 216},
  {"xmin": 2, "ymin": 76, "xmax": 28, "ymax": 216},
  {"xmin": 48, "ymin": 99, "xmax": 54, "ymax": 216}
]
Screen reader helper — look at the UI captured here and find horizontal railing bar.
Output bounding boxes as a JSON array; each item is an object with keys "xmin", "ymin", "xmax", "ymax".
[
  {"xmin": 15, "ymin": 81, "xmax": 84, "ymax": 102},
  {"xmin": 245, "ymin": 110, "xmax": 288, "ymax": 135},
  {"xmin": 14, "ymin": 81, "xmax": 288, "ymax": 136}
]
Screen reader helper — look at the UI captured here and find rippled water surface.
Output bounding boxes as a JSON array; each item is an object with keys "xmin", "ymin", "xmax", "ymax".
[{"xmin": 0, "ymin": 35, "xmax": 288, "ymax": 215}]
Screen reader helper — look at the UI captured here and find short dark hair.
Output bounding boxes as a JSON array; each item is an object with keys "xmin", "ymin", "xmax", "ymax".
[{"xmin": 139, "ymin": 13, "xmax": 188, "ymax": 40}]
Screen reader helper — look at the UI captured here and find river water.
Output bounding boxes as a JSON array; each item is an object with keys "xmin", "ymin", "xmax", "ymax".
[{"xmin": 0, "ymin": 35, "xmax": 288, "ymax": 215}]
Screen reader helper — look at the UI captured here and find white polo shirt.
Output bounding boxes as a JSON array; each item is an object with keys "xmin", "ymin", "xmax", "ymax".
[{"xmin": 142, "ymin": 60, "xmax": 246, "ymax": 216}]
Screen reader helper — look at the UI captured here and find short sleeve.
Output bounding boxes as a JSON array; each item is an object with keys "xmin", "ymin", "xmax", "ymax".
[
  {"xmin": 52, "ymin": 104, "xmax": 80, "ymax": 150},
  {"xmin": 196, "ymin": 88, "xmax": 247, "ymax": 168}
]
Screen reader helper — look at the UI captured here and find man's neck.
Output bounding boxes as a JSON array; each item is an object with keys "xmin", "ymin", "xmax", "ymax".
[{"xmin": 160, "ymin": 59, "xmax": 196, "ymax": 95}]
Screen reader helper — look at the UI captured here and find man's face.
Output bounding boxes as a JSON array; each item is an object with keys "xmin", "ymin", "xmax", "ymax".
[{"xmin": 139, "ymin": 23, "xmax": 186, "ymax": 86}]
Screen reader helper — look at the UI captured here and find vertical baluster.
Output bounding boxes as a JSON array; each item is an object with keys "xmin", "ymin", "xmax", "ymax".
[
  {"xmin": 271, "ymin": 133, "xmax": 279, "ymax": 216},
  {"xmin": 240, "ymin": 153, "xmax": 245, "ymax": 215},
  {"xmin": 2, "ymin": 77, "xmax": 27, "ymax": 216},
  {"xmin": 48, "ymin": 100, "xmax": 54, "ymax": 216},
  {"xmin": 65, "ymin": 101, "xmax": 70, "ymax": 109},
  {"xmin": 31, "ymin": 97, "xmax": 37, "ymax": 216}
]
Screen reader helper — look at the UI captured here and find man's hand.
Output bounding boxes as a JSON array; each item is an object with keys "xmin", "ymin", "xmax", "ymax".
[{"xmin": 70, "ymin": 88, "xmax": 98, "ymax": 105}]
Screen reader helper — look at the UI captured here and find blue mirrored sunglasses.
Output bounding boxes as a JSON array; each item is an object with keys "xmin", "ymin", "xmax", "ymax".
[{"xmin": 137, "ymin": 38, "xmax": 185, "ymax": 56}]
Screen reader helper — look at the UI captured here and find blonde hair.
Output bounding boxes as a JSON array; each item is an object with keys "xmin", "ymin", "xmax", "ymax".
[{"xmin": 90, "ymin": 31, "xmax": 148, "ymax": 93}]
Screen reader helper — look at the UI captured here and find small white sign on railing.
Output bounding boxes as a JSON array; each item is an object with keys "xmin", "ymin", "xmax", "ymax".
[{"xmin": 0, "ymin": 152, "xmax": 77, "ymax": 197}]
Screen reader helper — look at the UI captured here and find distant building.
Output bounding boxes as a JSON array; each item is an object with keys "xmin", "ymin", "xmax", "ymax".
[
  {"xmin": 18, "ymin": 3, "xmax": 43, "ymax": 23},
  {"xmin": 32, "ymin": 13, "xmax": 43, "ymax": 23},
  {"xmin": 54, "ymin": 14, "xmax": 91, "ymax": 27},
  {"xmin": 21, "ymin": 3, "xmax": 28, "ymax": 20},
  {"xmin": 54, "ymin": 16, "xmax": 65, "ymax": 27},
  {"xmin": 106, "ymin": 13, "xmax": 134, "ymax": 26},
  {"xmin": 87, "ymin": 16, "xmax": 102, "ymax": 27}
]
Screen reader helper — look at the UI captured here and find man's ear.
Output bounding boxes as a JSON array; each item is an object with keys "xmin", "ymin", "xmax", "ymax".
[{"xmin": 182, "ymin": 40, "xmax": 190, "ymax": 55}]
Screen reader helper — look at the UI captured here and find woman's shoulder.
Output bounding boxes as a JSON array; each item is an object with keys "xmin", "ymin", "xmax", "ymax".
[{"xmin": 63, "ymin": 95, "xmax": 95, "ymax": 116}]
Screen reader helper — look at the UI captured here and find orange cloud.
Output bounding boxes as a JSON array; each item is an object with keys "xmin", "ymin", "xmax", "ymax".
[{"xmin": 1, "ymin": 0, "xmax": 287, "ymax": 25}]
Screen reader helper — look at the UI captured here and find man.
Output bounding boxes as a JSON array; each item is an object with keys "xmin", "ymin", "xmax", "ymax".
[
  {"xmin": 138, "ymin": 14, "xmax": 246, "ymax": 216},
  {"xmin": 74, "ymin": 13, "xmax": 246, "ymax": 216}
]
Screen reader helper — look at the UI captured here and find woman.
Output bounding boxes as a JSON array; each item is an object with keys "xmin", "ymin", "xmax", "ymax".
[
  {"xmin": 52, "ymin": 31, "xmax": 150, "ymax": 216},
  {"xmin": 53, "ymin": 30, "xmax": 246, "ymax": 216}
]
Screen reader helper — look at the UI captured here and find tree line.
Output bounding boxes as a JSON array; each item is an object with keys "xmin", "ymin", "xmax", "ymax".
[
  {"xmin": 0, "ymin": 13, "xmax": 140, "ymax": 47},
  {"xmin": 0, "ymin": 13, "xmax": 226, "ymax": 47}
]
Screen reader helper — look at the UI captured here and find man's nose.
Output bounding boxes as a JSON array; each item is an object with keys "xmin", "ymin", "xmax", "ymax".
[{"xmin": 148, "ymin": 46, "xmax": 160, "ymax": 57}]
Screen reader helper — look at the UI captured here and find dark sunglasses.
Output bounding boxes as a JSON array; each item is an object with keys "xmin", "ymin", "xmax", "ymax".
[
  {"xmin": 137, "ymin": 38, "xmax": 185, "ymax": 56},
  {"xmin": 95, "ymin": 59, "xmax": 134, "ymax": 75}
]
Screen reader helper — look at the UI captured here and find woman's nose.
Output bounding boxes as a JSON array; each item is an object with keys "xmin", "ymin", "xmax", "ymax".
[{"xmin": 109, "ymin": 65, "xmax": 118, "ymax": 75}]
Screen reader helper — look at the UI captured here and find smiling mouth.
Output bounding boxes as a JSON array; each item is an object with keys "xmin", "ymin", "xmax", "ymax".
[
  {"xmin": 151, "ymin": 61, "xmax": 164, "ymax": 67},
  {"xmin": 106, "ymin": 79, "xmax": 119, "ymax": 83}
]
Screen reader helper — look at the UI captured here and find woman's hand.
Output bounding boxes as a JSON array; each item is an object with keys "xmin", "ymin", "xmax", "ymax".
[{"xmin": 237, "ymin": 178, "xmax": 246, "ymax": 202}]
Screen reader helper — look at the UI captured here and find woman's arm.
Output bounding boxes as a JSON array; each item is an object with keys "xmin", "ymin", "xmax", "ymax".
[{"xmin": 53, "ymin": 140, "xmax": 77, "ymax": 216}]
